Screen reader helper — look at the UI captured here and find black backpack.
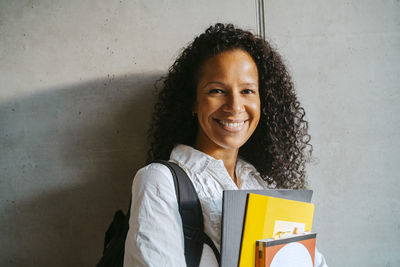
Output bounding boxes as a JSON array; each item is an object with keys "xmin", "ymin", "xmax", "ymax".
[{"xmin": 96, "ymin": 160, "xmax": 221, "ymax": 267}]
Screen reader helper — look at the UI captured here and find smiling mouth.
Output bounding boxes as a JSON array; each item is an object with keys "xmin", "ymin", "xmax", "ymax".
[{"xmin": 214, "ymin": 119, "xmax": 247, "ymax": 131}]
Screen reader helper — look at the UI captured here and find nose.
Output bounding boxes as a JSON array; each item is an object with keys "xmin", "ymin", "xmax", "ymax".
[{"xmin": 223, "ymin": 92, "xmax": 244, "ymax": 114}]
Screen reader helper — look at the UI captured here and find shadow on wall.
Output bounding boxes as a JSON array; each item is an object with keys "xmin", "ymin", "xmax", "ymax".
[{"xmin": 0, "ymin": 72, "xmax": 162, "ymax": 266}]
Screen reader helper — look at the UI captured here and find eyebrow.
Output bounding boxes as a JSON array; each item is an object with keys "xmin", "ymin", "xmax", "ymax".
[
  {"xmin": 241, "ymin": 82, "xmax": 258, "ymax": 87},
  {"xmin": 200, "ymin": 81, "xmax": 257, "ymax": 89},
  {"xmin": 200, "ymin": 81, "xmax": 224, "ymax": 89}
]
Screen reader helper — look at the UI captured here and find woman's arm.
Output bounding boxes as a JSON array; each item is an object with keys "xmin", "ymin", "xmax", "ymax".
[
  {"xmin": 123, "ymin": 163, "xmax": 186, "ymax": 267},
  {"xmin": 315, "ymin": 247, "xmax": 328, "ymax": 267}
]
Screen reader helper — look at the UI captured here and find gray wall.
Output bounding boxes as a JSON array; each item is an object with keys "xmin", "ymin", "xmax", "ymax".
[
  {"xmin": 0, "ymin": 0, "xmax": 257, "ymax": 266},
  {"xmin": 264, "ymin": 1, "xmax": 400, "ymax": 266},
  {"xmin": 1, "ymin": 0, "xmax": 399, "ymax": 266}
]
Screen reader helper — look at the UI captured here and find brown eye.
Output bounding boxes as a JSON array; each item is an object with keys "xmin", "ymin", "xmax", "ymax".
[
  {"xmin": 242, "ymin": 89, "xmax": 256, "ymax": 94},
  {"xmin": 209, "ymin": 89, "xmax": 224, "ymax": 94}
]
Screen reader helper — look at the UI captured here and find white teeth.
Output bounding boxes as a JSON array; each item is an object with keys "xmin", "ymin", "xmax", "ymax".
[{"xmin": 219, "ymin": 120, "xmax": 245, "ymax": 128}]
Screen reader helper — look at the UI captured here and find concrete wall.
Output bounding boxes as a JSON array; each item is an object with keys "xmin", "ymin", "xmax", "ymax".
[
  {"xmin": 265, "ymin": 1, "xmax": 400, "ymax": 266},
  {"xmin": 0, "ymin": 1, "xmax": 257, "ymax": 266},
  {"xmin": 1, "ymin": 0, "xmax": 399, "ymax": 266}
]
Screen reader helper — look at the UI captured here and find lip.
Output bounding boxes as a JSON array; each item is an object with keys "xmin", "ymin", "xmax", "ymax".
[{"xmin": 213, "ymin": 118, "xmax": 248, "ymax": 132}]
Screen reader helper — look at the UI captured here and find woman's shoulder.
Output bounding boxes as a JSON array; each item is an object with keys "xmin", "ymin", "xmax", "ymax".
[
  {"xmin": 132, "ymin": 162, "xmax": 176, "ymax": 193},
  {"xmin": 135, "ymin": 162, "xmax": 173, "ymax": 178}
]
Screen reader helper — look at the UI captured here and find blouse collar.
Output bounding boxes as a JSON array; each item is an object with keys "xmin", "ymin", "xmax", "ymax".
[
  {"xmin": 170, "ymin": 144, "xmax": 226, "ymax": 174},
  {"xmin": 169, "ymin": 144, "xmax": 261, "ymax": 186}
]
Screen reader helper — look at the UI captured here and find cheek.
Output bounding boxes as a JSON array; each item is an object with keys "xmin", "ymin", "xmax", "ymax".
[
  {"xmin": 249, "ymin": 100, "xmax": 261, "ymax": 121},
  {"xmin": 198, "ymin": 99, "xmax": 219, "ymax": 118},
  {"xmin": 196, "ymin": 104, "xmax": 213, "ymax": 130}
]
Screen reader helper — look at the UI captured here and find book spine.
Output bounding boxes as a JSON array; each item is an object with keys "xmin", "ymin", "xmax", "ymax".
[
  {"xmin": 262, "ymin": 245, "xmax": 267, "ymax": 267},
  {"xmin": 255, "ymin": 241, "xmax": 264, "ymax": 267},
  {"xmin": 255, "ymin": 242, "xmax": 259, "ymax": 267}
]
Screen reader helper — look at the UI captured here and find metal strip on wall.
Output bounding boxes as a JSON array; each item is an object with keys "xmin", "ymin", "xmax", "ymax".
[{"xmin": 255, "ymin": 0, "xmax": 266, "ymax": 39}]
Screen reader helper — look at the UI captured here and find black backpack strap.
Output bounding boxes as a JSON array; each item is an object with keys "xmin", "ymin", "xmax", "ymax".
[
  {"xmin": 200, "ymin": 232, "xmax": 221, "ymax": 265},
  {"xmin": 153, "ymin": 160, "xmax": 221, "ymax": 266}
]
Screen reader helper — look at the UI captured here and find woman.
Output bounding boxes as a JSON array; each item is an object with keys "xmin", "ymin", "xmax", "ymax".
[{"xmin": 124, "ymin": 23, "xmax": 327, "ymax": 266}]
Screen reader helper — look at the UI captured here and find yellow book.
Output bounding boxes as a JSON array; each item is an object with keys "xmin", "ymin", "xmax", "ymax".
[{"xmin": 238, "ymin": 193, "xmax": 314, "ymax": 267}]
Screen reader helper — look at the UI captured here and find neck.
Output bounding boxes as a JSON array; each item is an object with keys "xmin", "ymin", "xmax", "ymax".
[{"xmin": 193, "ymin": 142, "xmax": 239, "ymax": 185}]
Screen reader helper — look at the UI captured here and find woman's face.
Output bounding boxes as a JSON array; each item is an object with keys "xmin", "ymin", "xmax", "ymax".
[{"xmin": 193, "ymin": 49, "xmax": 260, "ymax": 152}]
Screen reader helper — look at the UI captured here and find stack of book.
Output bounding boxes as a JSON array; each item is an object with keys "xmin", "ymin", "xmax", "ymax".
[
  {"xmin": 255, "ymin": 233, "xmax": 316, "ymax": 267},
  {"xmin": 220, "ymin": 190, "xmax": 317, "ymax": 267}
]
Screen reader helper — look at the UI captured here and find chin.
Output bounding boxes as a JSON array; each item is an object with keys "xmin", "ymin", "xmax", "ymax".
[{"xmin": 215, "ymin": 138, "xmax": 247, "ymax": 150}]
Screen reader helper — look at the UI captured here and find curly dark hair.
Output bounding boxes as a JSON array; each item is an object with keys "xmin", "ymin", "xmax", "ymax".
[{"xmin": 146, "ymin": 23, "xmax": 312, "ymax": 189}]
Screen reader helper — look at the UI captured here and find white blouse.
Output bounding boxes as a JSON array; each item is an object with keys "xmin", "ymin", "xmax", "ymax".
[{"xmin": 124, "ymin": 144, "xmax": 328, "ymax": 267}]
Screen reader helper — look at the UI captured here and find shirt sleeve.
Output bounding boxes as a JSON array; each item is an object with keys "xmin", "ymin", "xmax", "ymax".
[
  {"xmin": 315, "ymin": 247, "xmax": 328, "ymax": 267},
  {"xmin": 123, "ymin": 163, "xmax": 186, "ymax": 267}
]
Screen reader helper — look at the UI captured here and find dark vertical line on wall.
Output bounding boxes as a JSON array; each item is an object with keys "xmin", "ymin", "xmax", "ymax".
[{"xmin": 255, "ymin": 0, "xmax": 266, "ymax": 39}]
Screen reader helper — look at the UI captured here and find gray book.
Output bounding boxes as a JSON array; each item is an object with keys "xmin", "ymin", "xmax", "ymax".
[{"xmin": 220, "ymin": 189, "xmax": 313, "ymax": 267}]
